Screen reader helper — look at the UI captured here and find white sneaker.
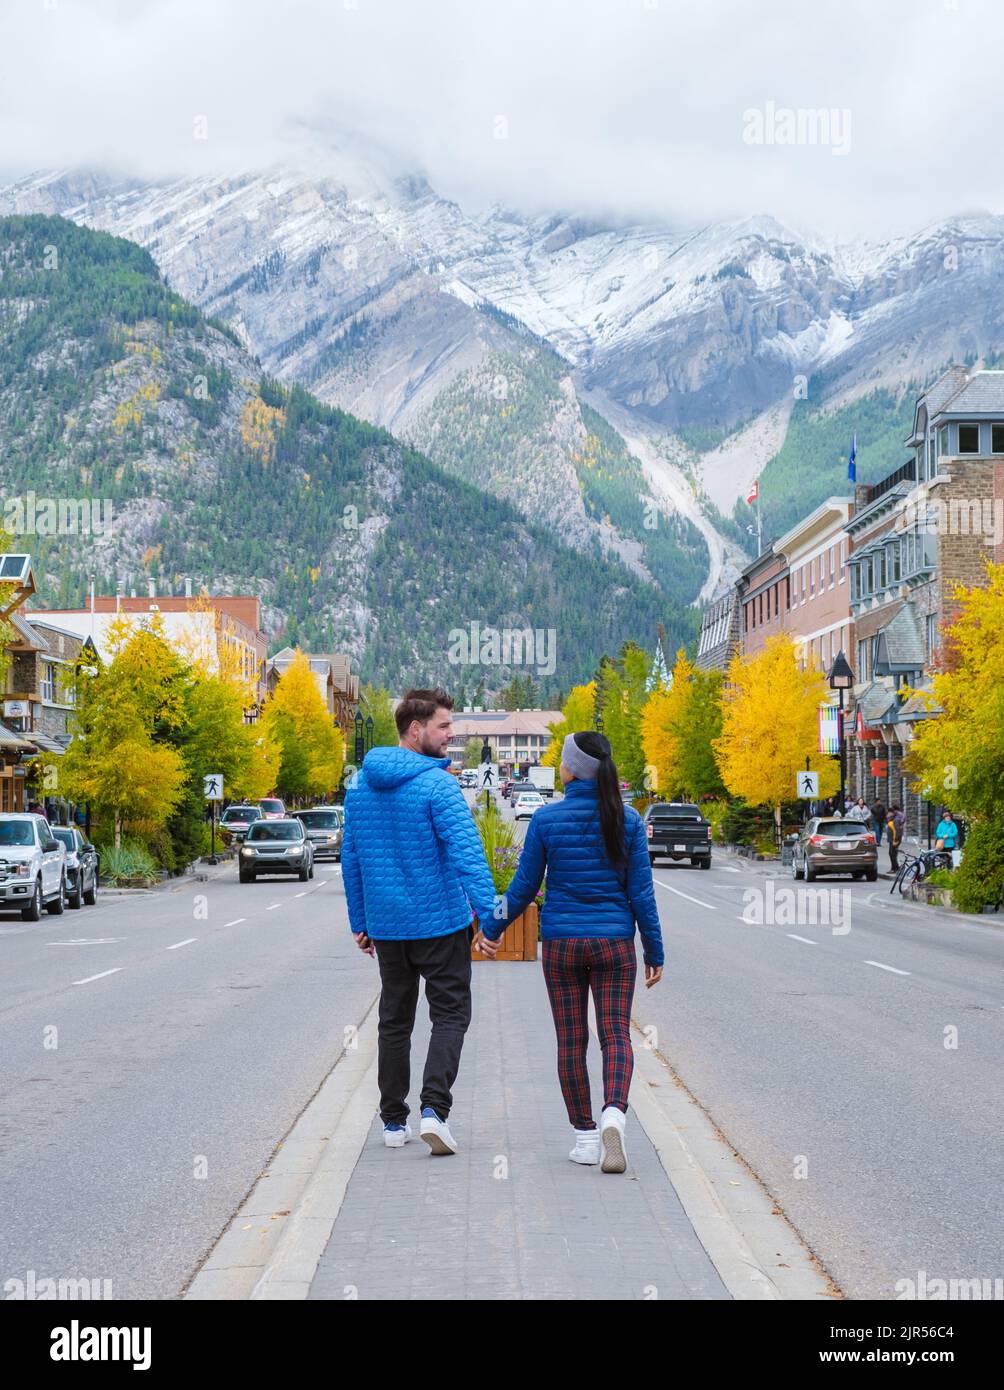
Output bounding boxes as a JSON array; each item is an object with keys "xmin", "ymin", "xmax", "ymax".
[
  {"xmin": 569, "ymin": 1128, "xmax": 601, "ymax": 1164},
  {"xmin": 383, "ymin": 1122, "xmax": 412, "ymax": 1148},
  {"xmin": 419, "ymin": 1108, "xmax": 458, "ymax": 1155},
  {"xmin": 600, "ymin": 1106, "xmax": 627, "ymax": 1173}
]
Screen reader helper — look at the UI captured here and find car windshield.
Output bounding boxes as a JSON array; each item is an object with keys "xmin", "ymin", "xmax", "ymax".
[
  {"xmin": 814, "ymin": 821, "xmax": 870, "ymax": 836},
  {"xmin": 247, "ymin": 821, "xmax": 302, "ymax": 842},
  {"xmin": 52, "ymin": 828, "xmax": 77, "ymax": 849},
  {"xmin": 223, "ymin": 807, "xmax": 259, "ymax": 822},
  {"xmin": 0, "ymin": 821, "xmax": 34, "ymax": 845},
  {"xmin": 298, "ymin": 812, "xmax": 339, "ymax": 829},
  {"xmin": 259, "ymin": 800, "xmax": 284, "ymax": 813}
]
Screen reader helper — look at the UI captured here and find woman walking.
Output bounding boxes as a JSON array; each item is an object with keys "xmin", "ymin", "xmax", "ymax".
[{"xmin": 480, "ymin": 731, "xmax": 664, "ymax": 1172}]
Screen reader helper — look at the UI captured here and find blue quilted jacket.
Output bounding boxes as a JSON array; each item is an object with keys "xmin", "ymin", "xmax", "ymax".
[
  {"xmin": 484, "ymin": 780, "xmax": 664, "ymax": 966},
  {"xmin": 341, "ymin": 746, "xmax": 500, "ymax": 940}
]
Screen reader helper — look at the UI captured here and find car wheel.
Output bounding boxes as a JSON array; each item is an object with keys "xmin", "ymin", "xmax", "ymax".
[
  {"xmin": 22, "ymin": 877, "xmax": 42, "ymax": 922},
  {"xmin": 69, "ymin": 876, "xmax": 84, "ymax": 909},
  {"xmin": 83, "ymin": 870, "xmax": 97, "ymax": 906},
  {"xmin": 805, "ymin": 866, "xmax": 816, "ymax": 882},
  {"xmin": 700, "ymin": 858, "xmax": 711, "ymax": 869},
  {"xmin": 298, "ymin": 867, "xmax": 309, "ymax": 881},
  {"xmin": 239, "ymin": 869, "xmax": 254, "ymax": 883},
  {"xmin": 308, "ymin": 864, "xmax": 314, "ymax": 879},
  {"xmin": 866, "ymin": 869, "xmax": 878, "ymax": 882},
  {"xmin": 46, "ymin": 876, "xmax": 66, "ymax": 915},
  {"xmin": 791, "ymin": 856, "xmax": 800, "ymax": 880}
]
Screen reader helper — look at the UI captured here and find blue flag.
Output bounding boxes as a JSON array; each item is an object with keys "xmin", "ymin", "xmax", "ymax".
[{"xmin": 847, "ymin": 435, "xmax": 857, "ymax": 482}]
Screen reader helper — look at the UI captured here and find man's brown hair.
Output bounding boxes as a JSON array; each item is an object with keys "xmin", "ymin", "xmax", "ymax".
[{"xmin": 395, "ymin": 686, "xmax": 454, "ymax": 738}]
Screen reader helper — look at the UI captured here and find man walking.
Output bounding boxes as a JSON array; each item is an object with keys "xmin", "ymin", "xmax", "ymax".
[
  {"xmin": 341, "ymin": 687, "xmax": 500, "ymax": 1155},
  {"xmin": 871, "ymin": 797, "xmax": 886, "ymax": 845}
]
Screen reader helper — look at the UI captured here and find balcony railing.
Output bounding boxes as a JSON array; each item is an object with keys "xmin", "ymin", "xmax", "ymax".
[{"xmin": 863, "ymin": 457, "xmax": 917, "ymax": 505}]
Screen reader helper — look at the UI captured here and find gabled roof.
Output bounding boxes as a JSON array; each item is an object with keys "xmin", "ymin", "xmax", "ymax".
[
  {"xmin": 856, "ymin": 681, "xmax": 897, "ymax": 724},
  {"xmin": 873, "ymin": 602, "xmax": 925, "ymax": 675}
]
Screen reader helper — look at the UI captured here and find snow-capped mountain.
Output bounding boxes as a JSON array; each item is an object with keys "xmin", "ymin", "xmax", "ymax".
[{"xmin": 5, "ymin": 151, "xmax": 1004, "ymax": 592}]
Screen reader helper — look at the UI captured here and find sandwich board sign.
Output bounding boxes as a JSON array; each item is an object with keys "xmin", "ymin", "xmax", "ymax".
[
  {"xmin": 203, "ymin": 773, "xmax": 224, "ymax": 801},
  {"xmin": 796, "ymin": 770, "xmax": 819, "ymax": 799}
]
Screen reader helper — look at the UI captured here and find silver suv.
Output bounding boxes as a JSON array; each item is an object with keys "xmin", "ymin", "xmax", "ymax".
[{"xmin": 0, "ymin": 813, "xmax": 67, "ymax": 920}]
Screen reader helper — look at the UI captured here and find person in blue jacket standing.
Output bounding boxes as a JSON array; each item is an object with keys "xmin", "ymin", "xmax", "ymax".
[
  {"xmin": 481, "ymin": 730, "xmax": 664, "ymax": 1173},
  {"xmin": 341, "ymin": 687, "xmax": 501, "ymax": 1156}
]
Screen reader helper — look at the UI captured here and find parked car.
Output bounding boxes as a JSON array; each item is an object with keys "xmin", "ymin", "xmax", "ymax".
[
  {"xmin": 239, "ymin": 819, "xmax": 314, "ymax": 882},
  {"xmin": 50, "ymin": 826, "xmax": 99, "ymax": 908},
  {"xmin": 458, "ymin": 770, "xmax": 479, "ymax": 789},
  {"xmin": 791, "ymin": 817, "xmax": 878, "ymax": 881},
  {"xmin": 513, "ymin": 791, "xmax": 545, "ymax": 821},
  {"xmin": 219, "ymin": 804, "xmax": 263, "ymax": 842},
  {"xmin": 507, "ymin": 780, "xmax": 533, "ymax": 807},
  {"xmin": 644, "ymin": 802, "xmax": 713, "ymax": 869},
  {"xmin": 258, "ymin": 797, "xmax": 286, "ymax": 821},
  {"xmin": 294, "ymin": 807, "xmax": 343, "ymax": 860},
  {"xmin": 0, "ymin": 813, "xmax": 67, "ymax": 919}
]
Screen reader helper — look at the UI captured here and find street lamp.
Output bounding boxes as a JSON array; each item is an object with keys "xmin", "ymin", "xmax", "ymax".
[
  {"xmin": 353, "ymin": 707, "xmax": 364, "ymax": 765},
  {"xmin": 827, "ymin": 650, "xmax": 855, "ymax": 815}
]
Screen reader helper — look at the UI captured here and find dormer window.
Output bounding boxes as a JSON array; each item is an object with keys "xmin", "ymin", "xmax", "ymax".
[{"xmin": 958, "ymin": 423, "xmax": 980, "ymax": 453}]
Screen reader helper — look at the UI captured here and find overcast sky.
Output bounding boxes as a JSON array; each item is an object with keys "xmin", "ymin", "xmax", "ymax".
[{"xmin": 2, "ymin": 0, "xmax": 1001, "ymax": 240}]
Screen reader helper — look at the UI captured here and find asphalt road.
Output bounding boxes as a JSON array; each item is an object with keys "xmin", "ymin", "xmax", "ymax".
[{"xmin": 2, "ymin": 803, "xmax": 1001, "ymax": 1302}]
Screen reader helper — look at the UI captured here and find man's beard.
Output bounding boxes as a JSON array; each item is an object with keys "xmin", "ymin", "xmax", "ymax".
[{"xmin": 417, "ymin": 728, "xmax": 446, "ymax": 758}]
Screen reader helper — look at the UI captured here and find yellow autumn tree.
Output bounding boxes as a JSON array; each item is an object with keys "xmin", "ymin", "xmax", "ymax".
[
  {"xmin": 640, "ymin": 648, "xmax": 693, "ymax": 796},
  {"xmin": 262, "ymin": 649, "xmax": 344, "ymax": 802},
  {"xmin": 714, "ymin": 634, "xmax": 839, "ymax": 835},
  {"xmin": 542, "ymin": 682, "xmax": 596, "ymax": 767}
]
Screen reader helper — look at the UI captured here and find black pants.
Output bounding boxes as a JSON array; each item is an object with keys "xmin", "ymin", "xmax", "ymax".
[
  {"xmin": 373, "ymin": 926, "xmax": 472, "ymax": 1124},
  {"xmin": 888, "ymin": 841, "xmax": 900, "ymax": 873}
]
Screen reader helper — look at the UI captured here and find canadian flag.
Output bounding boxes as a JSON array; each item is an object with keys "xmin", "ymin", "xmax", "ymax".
[{"xmin": 746, "ymin": 479, "xmax": 759, "ymax": 505}]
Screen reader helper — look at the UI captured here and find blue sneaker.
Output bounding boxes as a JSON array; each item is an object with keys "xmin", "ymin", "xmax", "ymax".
[
  {"xmin": 420, "ymin": 1107, "xmax": 458, "ymax": 1155},
  {"xmin": 383, "ymin": 1121, "xmax": 412, "ymax": 1148}
]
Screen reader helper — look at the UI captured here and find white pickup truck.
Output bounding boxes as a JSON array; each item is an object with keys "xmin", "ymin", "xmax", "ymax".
[
  {"xmin": 528, "ymin": 766, "xmax": 556, "ymax": 798},
  {"xmin": 0, "ymin": 813, "xmax": 67, "ymax": 919}
]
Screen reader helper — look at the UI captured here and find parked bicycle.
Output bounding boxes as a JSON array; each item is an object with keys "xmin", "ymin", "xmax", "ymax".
[{"xmin": 891, "ymin": 847, "xmax": 954, "ymax": 896}]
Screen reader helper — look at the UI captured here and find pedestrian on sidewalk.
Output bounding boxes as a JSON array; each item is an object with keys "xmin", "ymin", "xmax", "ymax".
[
  {"xmin": 871, "ymin": 797, "xmax": 886, "ymax": 845},
  {"xmin": 341, "ymin": 687, "xmax": 500, "ymax": 1157},
  {"xmin": 886, "ymin": 804, "xmax": 905, "ymax": 873},
  {"xmin": 935, "ymin": 809, "xmax": 960, "ymax": 865},
  {"xmin": 481, "ymin": 730, "xmax": 664, "ymax": 1174},
  {"xmin": 846, "ymin": 797, "xmax": 871, "ymax": 823}
]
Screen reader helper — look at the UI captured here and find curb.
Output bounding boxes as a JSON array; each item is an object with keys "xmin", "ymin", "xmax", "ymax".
[
  {"xmin": 623, "ymin": 1015, "xmax": 838, "ymax": 1301},
  {"xmin": 184, "ymin": 985, "xmax": 381, "ymax": 1300}
]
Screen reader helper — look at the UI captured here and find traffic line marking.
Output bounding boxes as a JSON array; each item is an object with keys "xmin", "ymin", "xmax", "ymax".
[
  {"xmin": 865, "ymin": 959, "xmax": 911, "ymax": 976},
  {"xmin": 787, "ymin": 934, "xmax": 817, "ymax": 946},
  {"xmin": 47, "ymin": 938, "xmax": 124, "ymax": 946},
  {"xmin": 294, "ymin": 892, "xmax": 308, "ymax": 898},
  {"xmin": 266, "ymin": 903, "xmax": 281, "ymax": 911},
  {"xmin": 224, "ymin": 918, "xmax": 247, "ymax": 927},
  {"xmin": 166, "ymin": 938, "xmax": 197, "ymax": 950},
  {"xmin": 654, "ymin": 880, "xmax": 717, "ymax": 910},
  {"xmin": 73, "ymin": 968, "xmax": 123, "ymax": 985}
]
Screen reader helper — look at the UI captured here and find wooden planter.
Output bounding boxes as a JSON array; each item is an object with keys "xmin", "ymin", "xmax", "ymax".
[{"xmin": 472, "ymin": 902, "xmax": 539, "ymax": 962}]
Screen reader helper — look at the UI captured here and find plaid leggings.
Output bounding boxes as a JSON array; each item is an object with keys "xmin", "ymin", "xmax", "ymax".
[{"xmin": 542, "ymin": 936, "xmax": 637, "ymax": 1130}]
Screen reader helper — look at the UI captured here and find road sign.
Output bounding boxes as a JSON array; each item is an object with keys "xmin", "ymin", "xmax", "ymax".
[
  {"xmin": 203, "ymin": 773, "xmax": 223, "ymax": 801},
  {"xmin": 796, "ymin": 770, "xmax": 819, "ymax": 798},
  {"xmin": 478, "ymin": 762, "xmax": 499, "ymax": 791}
]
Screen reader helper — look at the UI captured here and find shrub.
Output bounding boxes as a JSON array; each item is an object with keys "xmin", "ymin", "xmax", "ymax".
[
  {"xmin": 96, "ymin": 840, "xmax": 158, "ymax": 884},
  {"xmin": 951, "ymin": 822, "xmax": 1004, "ymax": 913}
]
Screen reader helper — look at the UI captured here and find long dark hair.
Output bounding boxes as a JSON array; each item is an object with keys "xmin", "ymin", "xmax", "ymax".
[{"xmin": 572, "ymin": 730, "xmax": 625, "ymax": 869}]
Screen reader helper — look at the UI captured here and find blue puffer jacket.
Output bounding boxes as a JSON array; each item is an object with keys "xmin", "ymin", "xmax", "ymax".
[
  {"xmin": 484, "ymin": 780, "xmax": 664, "ymax": 966},
  {"xmin": 341, "ymin": 746, "xmax": 500, "ymax": 940}
]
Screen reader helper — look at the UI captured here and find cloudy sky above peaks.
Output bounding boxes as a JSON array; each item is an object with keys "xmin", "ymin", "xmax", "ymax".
[{"xmin": 2, "ymin": 0, "xmax": 1002, "ymax": 238}]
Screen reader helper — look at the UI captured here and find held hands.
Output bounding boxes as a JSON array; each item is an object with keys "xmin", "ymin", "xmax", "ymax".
[
  {"xmin": 473, "ymin": 929, "xmax": 500, "ymax": 958},
  {"xmin": 354, "ymin": 931, "xmax": 376, "ymax": 958},
  {"xmin": 644, "ymin": 963, "xmax": 663, "ymax": 988}
]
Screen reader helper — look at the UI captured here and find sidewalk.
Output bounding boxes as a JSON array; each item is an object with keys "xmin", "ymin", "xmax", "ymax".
[{"xmin": 308, "ymin": 959, "xmax": 731, "ymax": 1302}]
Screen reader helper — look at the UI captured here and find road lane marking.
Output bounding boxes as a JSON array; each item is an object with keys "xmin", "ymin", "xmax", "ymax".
[
  {"xmin": 787, "ymin": 935, "xmax": 817, "ymax": 945},
  {"xmin": 266, "ymin": 903, "xmax": 281, "ymax": 911},
  {"xmin": 654, "ymin": 880, "xmax": 717, "ymax": 911},
  {"xmin": 166, "ymin": 938, "xmax": 197, "ymax": 950},
  {"xmin": 721, "ymin": 866, "xmax": 740, "ymax": 873},
  {"xmin": 47, "ymin": 938, "xmax": 124, "ymax": 946},
  {"xmin": 295, "ymin": 892, "xmax": 308, "ymax": 898},
  {"xmin": 224, "ymin": 918, "xmax": 247, "ymax": 927},
  {"xmin": 73, "ymin": 968, "xmax": 123, "ymax": 985},
  {"xmin": 864, "ymin": 959, "xmax": 911, "ymax": 976}
]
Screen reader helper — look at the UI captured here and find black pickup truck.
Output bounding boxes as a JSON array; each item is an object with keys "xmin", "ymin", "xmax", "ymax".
[{"xmin": 643, "ymin": 802, "xmax": 713, "ymax": 869}]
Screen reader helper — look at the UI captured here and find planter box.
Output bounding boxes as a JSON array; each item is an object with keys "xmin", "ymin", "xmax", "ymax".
[{"xmin": 472, "ymin": 902, "xmax": 539, "ymax": 962}]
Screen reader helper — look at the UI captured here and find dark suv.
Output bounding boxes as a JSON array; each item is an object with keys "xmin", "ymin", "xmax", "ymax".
[{"xmin": 644, "ymin": 802, "xmax": 713, "ymax": 869}]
